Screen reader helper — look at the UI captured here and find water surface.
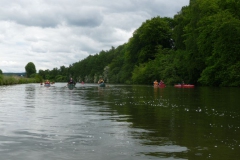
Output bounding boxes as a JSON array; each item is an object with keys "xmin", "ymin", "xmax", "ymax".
[{"xmin": 0, "ymin": 83, "xmax": 239, "ymax": 160}]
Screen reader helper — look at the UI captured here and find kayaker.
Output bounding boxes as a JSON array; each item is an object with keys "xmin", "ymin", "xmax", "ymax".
[
  {"xmin": 181, "ymin": 81, "xmax": 185, "ymax": 86},
  {"xmin": 159, "ymin": 80, "xmax": 164, "ymax": 85},
  {"xmin": 153, "ymin": 80, "xmax": 158, "ymax": 86},
  {"xmin": 45, "ymin": 80, "xmax": 50, "ymax": 84},
  {"xmin": 68, "ymin": 78, "xmax": 75, "ymax": 84},
  {"xmin": 98, "ymin": 78, "xmax": 104, "ymax": 84}
]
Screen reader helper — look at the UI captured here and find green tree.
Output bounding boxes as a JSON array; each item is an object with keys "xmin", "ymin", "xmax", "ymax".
[
  {"xmin": 123, "ymin": 16, "xmax": 174, "ymax": 83},
  {"xmin": 173, "ymin": 6, "xmax": 191, "ymax": 50},
  {"xmin": 198, "ymin": 11, "xmax": 240, "ymax": 86},
  {"xmin": 126, "ymin": 16, "xmax": 173, "ymax": 66},
  {"xmin": 38, "ymin": 69, "xmax": 46, "ymax": 79},
  {"xmin": 25, "ymin": 62, "xmax": 36, "ymax": 78},
  {"xmin": 108, "ymin": 44, "xmax": 126, "ymax": 83},
  {"xmin": 0, "ymin": 69, "xmax": 2, "ymax": 75}
]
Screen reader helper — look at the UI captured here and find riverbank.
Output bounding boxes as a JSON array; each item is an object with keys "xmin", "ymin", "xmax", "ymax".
[{"xmin": 0, "ymin": 75, "xmax": 38, "ymax": 85}]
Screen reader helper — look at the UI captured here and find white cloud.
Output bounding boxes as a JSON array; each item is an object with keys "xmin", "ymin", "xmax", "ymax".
[{"xmin": 0, "ymin": 0, "xmax": 189, "ymax": 73}]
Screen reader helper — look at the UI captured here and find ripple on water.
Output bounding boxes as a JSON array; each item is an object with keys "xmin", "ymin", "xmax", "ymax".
[{"xmin": 1, "ymin": 84, "xmax": 240, "ymax": 160}]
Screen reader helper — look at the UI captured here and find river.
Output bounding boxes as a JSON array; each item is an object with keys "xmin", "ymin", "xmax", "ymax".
[{"xmin": 0, "ymin": 83, "xmax": 239, "ymax": 160}]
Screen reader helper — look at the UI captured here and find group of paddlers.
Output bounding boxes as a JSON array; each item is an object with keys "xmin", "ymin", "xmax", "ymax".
[
  {"xmin": 40, "ymin": 77, "xmax": 105, "ymax": 85},
  {"xmin": 40, "ymin": 80, "xmax": 55, "ymax": 85},
  {"xmin": 153, "ymin": 80, "xmax": 164, "ymax": 86}
]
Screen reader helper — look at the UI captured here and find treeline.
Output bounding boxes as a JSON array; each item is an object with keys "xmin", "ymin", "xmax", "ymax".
[{"xmin": 38, "ymin": 0, "xmax": 240, "ymax": 87}]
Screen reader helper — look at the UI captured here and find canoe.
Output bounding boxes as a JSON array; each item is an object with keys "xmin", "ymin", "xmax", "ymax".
[
  {"xmin": 159, "ymin": 84, "xmax": 166, "ymax": 88},
  {"xmin": 68, "ymin": 83, "xmax": 75, "ymax": 89},
  {"xmin": 44, "ymin": 83, "xmax": 51, "ymax": 87},
  {"xmin": 174, "ymin": 84, "xmax": 194, "ymax": 88},
  {"xmin": 99, "ymin": 83, "xmax": 105, "ymax": 87}
]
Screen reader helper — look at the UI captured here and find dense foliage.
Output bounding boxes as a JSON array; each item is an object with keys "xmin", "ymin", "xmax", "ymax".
[{"xmin": 38, "ymin": 0, "xmax": 240, "ymax": 87}]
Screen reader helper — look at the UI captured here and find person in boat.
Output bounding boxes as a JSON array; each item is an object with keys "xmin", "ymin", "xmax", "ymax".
[
  {"xmin": 153, "ymin": 80, "xmax": 158, "ymax": 86},
  {"xmin": 159, "ymin": 80, "xmax": 164, "ymax": 85},
  {"xmin": 68, "ymin": 77, "xmax": 76, "ymax": 84},
  {"xmin": 45, "ymin": 80, "xmax": 50, "ymax": 84},
  {"xmin": 98, "ymin": 78, "xmax": 104, "ymax": 84}
]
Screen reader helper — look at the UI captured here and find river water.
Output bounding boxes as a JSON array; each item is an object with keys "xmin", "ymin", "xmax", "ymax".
[{"xmin": 0, "ymin": 83, "xmax": 239, "ymax": 160}]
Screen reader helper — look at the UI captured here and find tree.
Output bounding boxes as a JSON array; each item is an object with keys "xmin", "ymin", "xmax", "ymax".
[
  {"xmin": 25, "ymin": 62, "xmax": 36, "ymax": 78},
  {"xmin": 173, "ymin": 6, "xmax": 191, "ymax": 50},
  {"xmin": 198, "ymin": 11, "xmax": 240, "ymax": 86},
  {"xmin": 0, "ymin": 69, "xmax": 2, "ymax": 75},
  {"xmin": 126, "ymin": 16, "xmax": 173, "ymax": 66}
]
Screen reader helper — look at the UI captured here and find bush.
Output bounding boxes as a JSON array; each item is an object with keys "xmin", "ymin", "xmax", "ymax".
[{"xmin": 0, "ymin": 75, "xmax": 38, "ymax": 85}]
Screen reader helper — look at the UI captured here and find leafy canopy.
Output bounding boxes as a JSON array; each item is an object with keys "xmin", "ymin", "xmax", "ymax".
[{"xmin": 25, "ymin": 62, "xmax": 36, "ymax": 78}]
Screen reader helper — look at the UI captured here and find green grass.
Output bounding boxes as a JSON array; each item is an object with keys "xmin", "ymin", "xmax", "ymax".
[{"xmin": 0, "ymin": 75, "xmax": 39, "ymax": 85}]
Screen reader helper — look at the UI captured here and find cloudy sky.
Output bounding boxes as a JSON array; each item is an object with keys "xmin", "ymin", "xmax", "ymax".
[{"xmin": 0, "ymin": 0, "xmax": 189, "ymax": 73}]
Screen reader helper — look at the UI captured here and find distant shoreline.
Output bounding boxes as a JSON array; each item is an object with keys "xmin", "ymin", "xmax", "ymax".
[
  {"xmin": 3, "ymin": 73, "xmax": 26, "ymax": 77},
  {"xmin": 0, "ymin": 75, "xmax": 38, "ymax": 85}
]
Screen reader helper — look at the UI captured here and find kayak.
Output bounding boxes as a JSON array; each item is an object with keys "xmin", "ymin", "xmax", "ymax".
[
  {"xmin": 68, "ymin": 83, "xmax": 75, "ymax": 89},
  {"xmin": 99, "ymin": 83, "xmax": 105, "ymax": 87},
  {"xmin": 159, "ymin": 83, "xmax": 166, "ymax": 88},
  {"xmin": 44, "ymin": 83, "xmax": 50, "ymax": 87},
  {"xmin": 174, "ymin": 84, "xmax": 194, "ymax": 88}
]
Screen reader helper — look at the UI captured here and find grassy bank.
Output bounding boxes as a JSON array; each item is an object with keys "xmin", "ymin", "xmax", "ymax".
[{"xmin": 0, "ymin": 75, "xmax": 39, "ymax": 85}]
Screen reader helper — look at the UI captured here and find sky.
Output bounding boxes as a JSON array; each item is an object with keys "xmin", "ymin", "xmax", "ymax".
[{"xmin": 0, "ymin": 0, "xmax": 189, "ymax": 73}]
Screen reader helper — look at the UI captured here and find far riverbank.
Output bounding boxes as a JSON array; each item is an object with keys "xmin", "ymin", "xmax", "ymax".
[{"xmin": 0, "ymin": 75, "xmax": 39, "ymax": 85}]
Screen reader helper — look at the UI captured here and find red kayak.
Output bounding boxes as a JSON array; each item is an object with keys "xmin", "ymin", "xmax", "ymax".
[
  {"xmin": 174, "ymin": 84, "xmax": 194, "ymax": 88},
  {"xmin": 159, "ymin": 84, "xmax": 166, "ymax": 88}
]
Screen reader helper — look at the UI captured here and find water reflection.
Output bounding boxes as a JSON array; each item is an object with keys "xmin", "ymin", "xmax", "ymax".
[
  {"xmin": 25, "ymin": 84, "xmax": 36, "ymax": 108},
  {"xmin": 0, "ymin": 84, "xmax": 240, "ymax": 159},
  {"xmin": 89, "ymin": 85, "xmax": 240, "ymax": 159}
]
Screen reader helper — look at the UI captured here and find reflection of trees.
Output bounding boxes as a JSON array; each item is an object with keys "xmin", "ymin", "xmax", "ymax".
[{"xmin": 87, "ymin": 85, "xmax": 240, "ymax": 159}]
